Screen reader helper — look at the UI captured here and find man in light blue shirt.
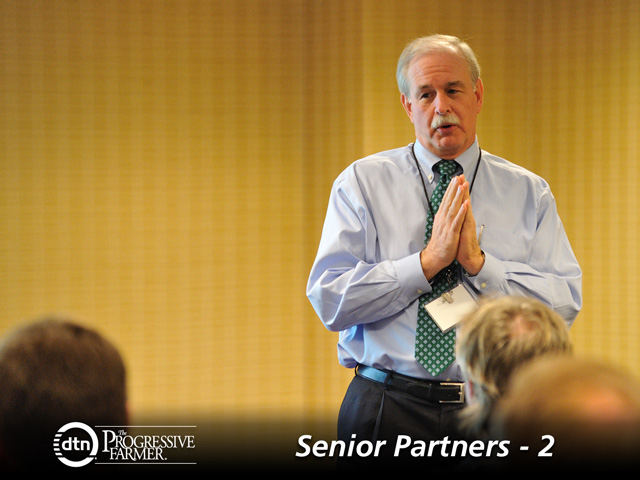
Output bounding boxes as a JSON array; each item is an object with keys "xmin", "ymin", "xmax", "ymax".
[{"xmin": 306, "ymin": 34, "xmax": 582, "ymax": 466}]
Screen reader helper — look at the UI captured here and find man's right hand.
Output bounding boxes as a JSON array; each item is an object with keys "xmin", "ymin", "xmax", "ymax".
[{"xmin": 420, "ymin": 175, "xmax": 469, "ymax": 281}]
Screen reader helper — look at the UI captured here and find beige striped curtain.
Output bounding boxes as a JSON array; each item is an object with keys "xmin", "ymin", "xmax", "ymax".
[{"xmin": 1, "ymin": 1, "xmax": 638, "ymax": 438}]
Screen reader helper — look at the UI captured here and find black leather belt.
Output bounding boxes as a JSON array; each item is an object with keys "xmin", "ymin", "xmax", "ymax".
[{"xmin": 355, "ymin": 364, "xmax": 465, "ymax": 404}]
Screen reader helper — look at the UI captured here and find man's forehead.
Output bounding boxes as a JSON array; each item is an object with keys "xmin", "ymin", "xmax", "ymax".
[
  {"xmin": 408, "ymin": 53, "xmax": 472, "ymax": 89},
  {"xmin": 409, "ymin": 50, "xmax": 469, "ymax": 72}
]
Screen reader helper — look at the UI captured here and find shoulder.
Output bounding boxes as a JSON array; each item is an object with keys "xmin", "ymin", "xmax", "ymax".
[
  {"xmin": 480, "ymin": 150, "xmax": 551, "ymax": 192},
  {"xmin": 335, "ymin": 145, "xmax": 415, "ymax": 186}
]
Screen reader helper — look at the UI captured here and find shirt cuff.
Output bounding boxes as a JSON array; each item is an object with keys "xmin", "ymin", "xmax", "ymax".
[
  {"xmin": 463, "ymin": 249, "xmax": 503, "ymax": 293},
  {"xmin": 393, "ymin": 251, "xmax": 432, "ymax": 301}
]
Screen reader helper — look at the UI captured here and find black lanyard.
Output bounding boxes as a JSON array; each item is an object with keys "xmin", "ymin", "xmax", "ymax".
[{"xmin": 410, "ymin": 143, "xmax": 482, "ymax": 219}]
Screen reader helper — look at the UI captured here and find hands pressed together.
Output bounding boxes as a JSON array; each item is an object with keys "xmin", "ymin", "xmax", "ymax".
[{"xmin": 420, "ymin": 175, "xmax": 485, "ymax": 281}]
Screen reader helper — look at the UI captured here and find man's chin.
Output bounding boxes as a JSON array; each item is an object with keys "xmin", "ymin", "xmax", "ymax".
[{"xmin": 429, "ymin": 140, "xmax": 466, "ymax": 159}]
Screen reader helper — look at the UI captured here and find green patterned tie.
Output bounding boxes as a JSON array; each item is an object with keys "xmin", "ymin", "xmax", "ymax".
[{"xmin": 415, "ymin": 160, "xmax": 459, "ymax": 376}]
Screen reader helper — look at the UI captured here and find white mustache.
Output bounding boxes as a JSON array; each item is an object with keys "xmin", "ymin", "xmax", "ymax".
[{"xmin": 431, "ymin": 113, "xmax": 460, "ymax": 129}]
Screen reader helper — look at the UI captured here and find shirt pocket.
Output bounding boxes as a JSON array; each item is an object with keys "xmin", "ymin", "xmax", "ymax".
[{"xmin": 479, "ymin": 226, "xmax": 530, "ymax": 263}]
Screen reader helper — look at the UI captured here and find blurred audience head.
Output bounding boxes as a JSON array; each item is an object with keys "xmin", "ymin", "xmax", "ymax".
[
  {"xmin": 456, "ymin": 296, "xmax": 573, "ymax": 438},
  {"xmin": 492, "ymin": 355, "xmax": 640, "ymax": 470},
  {"xmin": 0, "ymin": 316, "xmax": 127, "ymax": 469}
]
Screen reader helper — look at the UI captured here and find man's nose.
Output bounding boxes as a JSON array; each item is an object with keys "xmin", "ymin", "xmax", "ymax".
[{"xmin": 434, "ymin": 92, "xmax": 451, "ymax": 114}]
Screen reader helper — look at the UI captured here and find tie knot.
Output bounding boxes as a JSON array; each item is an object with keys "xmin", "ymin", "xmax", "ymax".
[{"xmin": 435, "ymin": 160, "xmax": 458, "ymax": 179}]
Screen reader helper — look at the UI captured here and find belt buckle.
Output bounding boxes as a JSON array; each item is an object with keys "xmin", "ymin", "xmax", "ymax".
[{"xmin": 439, "ymin": 382, "xmax": 465, "ymax": 404}]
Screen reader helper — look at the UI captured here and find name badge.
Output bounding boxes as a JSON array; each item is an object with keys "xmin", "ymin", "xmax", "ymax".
[{"xmin": 424, "ymin": 283, "xmax": 478, "ymax": 333}]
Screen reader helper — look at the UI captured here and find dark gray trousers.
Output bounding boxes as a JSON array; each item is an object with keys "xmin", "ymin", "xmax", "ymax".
[{"xmin": 336, "ymin": 373, "xmax": 466, "ymax": 470}]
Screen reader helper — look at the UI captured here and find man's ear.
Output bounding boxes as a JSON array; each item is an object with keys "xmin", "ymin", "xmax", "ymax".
[
  {"xmin": 474, "ymin": 78, "xmax": 484, "ymax": 113},
  {"xmin": 400, "ymin": 93, "xmax": 414, "ymax": 123}
]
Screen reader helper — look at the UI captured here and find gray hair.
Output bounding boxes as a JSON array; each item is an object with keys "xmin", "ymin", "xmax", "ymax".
[
  {"xmin": 455, "ymin": 296, "xmax": 573, "ymax": 437},
  {"xmin": 396, "ymin": 34, "xmax": 482, "ymax": 97}
]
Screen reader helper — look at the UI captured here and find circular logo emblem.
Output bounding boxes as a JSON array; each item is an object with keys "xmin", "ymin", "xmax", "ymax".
[{"xmin": 53, "ymin": 422, "xmax": 99, "ymax": 467}]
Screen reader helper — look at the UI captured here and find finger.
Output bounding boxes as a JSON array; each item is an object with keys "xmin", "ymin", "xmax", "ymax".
[
  {"xmin": 449, "ymin": 179, "xmax": 471, "ymax": 218},
  {"xmin": 460, "ymin": 179, "xmax": 471, "ymax": 202},
  {"xmin": 450, "ymin": 199, "xmax": 468, "ymax": 233},
  {"xmin": 459, "ymin": 200, "xmax": 479, "ymax": 249},
  {"xmin": 462, "ymin": 199, "xmax": 476, "ymax": 233},
  {"xmin": 439, "ymin": 174, "xmax": 463, "ymax": 207},
  {"xmin": 457, "ymin": 200, "xmax": 484, "ymax": 274},
  {"xmin": 445, "ymin": 182, "xmax": 468, "ymax": 221},
  {"xmin": 437, "ymin": 177, "xmax": 464, "ymax": 220},
  {"xmin": 462, "ymin": 197, "xmax": 474, "ymax": 224}
]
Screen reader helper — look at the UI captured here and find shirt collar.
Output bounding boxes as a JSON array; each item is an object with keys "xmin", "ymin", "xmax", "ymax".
[{"xmin": 413, "ymin": 138, "xmax": 480, "ymax": 185}]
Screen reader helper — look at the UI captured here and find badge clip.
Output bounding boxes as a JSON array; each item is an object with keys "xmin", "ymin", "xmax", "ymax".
[{"xmin": 441, "ymin": 291, "xmax": 454, "ymax": 303}]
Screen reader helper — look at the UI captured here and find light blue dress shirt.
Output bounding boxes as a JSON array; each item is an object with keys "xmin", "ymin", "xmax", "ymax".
[{"xmin": 306, "ymin": 139, "xmax": 582, "ymax": 381}]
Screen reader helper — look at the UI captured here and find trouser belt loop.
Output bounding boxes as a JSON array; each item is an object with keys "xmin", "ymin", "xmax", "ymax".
[{"xmin": 382, "ymin": 371, "xmax": 391, "ymax": 390}]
